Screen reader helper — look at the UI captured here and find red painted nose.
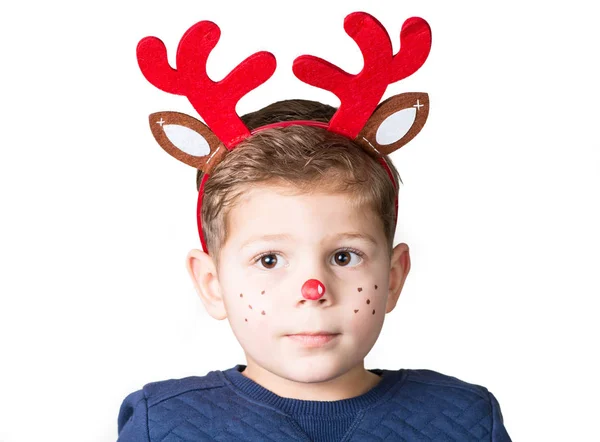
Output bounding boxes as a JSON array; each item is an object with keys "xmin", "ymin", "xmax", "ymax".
[{"xmin": 301, "ymin": 279, "xmax": 326, "ymax": 300}]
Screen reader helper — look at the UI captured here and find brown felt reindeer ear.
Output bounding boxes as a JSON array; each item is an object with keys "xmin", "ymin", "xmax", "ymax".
[
  {"xmin": 149, "ymin": 111, "xmax": 226, "ymax": 174},
  {"xmin": 356, "ymin": 92, "xmax": 429, "ymax": 156}
]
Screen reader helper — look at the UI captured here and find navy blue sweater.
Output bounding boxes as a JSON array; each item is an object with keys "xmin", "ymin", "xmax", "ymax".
[{"xmin": 118, "ymin": 365, "xmax": 511, "ymax": 441}]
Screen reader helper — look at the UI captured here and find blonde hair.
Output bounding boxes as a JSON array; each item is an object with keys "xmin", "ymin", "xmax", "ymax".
[{"xmin": 196, "ymin": 100, "xmax": 401, "ymax": 268}]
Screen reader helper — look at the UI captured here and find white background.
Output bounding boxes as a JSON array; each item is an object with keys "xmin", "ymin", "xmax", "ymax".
[{"xmin": 1, "ymin": 1, "xmax": 598, "ymax": 440}]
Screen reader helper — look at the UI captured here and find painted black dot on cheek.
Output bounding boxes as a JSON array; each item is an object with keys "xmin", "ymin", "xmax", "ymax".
[
  {"xmin": 372, "ymin": 309, "xmax": 375, "ymax": 315},
  {"xmin": 249, "ymin": 305, "xmax": 252, "ymax": 309},
  {"xmin": 366, "ymin": 299, "xmax": 370, "ymax": 304},
  {"xmin": 261, "ymin": 310, "xmax": 266, "ymax": 315},
  {"xmin": 245, "ymin": 318, "xmax": 248, "ymax": 322},
  {"xmin": 240, "ymin": 293, "xmax": 243, "ymax": 298},
  {"xmin": 357, "ymin": 287, "xmax": 363, "ymax": 292},
  {"xmin": 374, "ymin": 285, "xmax": 378, "ymax": 289},
  {"xmin": 261, "ymin": 290, "xmax": 265, "ymax": 295},
  {"xmin": 354, "ymin": 309, "xmax": 359, "ymax": 313}
]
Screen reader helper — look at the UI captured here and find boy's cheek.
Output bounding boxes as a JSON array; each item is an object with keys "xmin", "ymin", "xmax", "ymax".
[
  {"xmin": 344, "ymin": 281, "xmax": 388, "ymax": 327},
  {"xmin": 220, "ymin": 276, "xmax": 280, "ymax": 327}
]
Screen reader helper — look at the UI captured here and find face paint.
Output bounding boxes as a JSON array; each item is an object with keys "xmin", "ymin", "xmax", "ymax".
[
  {"xmin": 301, "ymin": 279, "xmax": 326, "ymax": 300},
  {"xmin": 357, "ymin": 287, "xmax": 363, "ymax": 292}
]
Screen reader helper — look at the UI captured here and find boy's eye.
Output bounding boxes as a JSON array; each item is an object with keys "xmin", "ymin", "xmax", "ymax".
[
  {"xmin": 257, "ymin": 253, "xmax": 284, "ymax": 270},
  {"xmin": 332, "ymin": 250, "xmax": 363, "ymax": 267}
]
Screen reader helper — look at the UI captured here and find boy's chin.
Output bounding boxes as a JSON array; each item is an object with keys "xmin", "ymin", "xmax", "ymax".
[{"xmin": 266, "ymin": 355, "xmax": 361, "ymax": 385}]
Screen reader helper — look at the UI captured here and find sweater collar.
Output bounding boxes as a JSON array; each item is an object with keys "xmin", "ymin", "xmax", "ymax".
[{"xmin": 220, "ymin": 364, "xmax": 405, "ymax": 416}]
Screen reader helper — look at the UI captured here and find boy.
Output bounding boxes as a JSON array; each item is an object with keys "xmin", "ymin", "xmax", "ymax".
[{"xmin": 119, "ymin": 14, "xmax": 511, "ymax": 441}]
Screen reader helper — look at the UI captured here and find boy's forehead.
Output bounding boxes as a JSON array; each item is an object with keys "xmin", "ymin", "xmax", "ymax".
[
  {"xmin": 234, "ymin": 183, "xmax": 362, "ymax": 217},
  {"xmin": 226, "ymin": 183, "xmax": 384, "ymax": 247}
]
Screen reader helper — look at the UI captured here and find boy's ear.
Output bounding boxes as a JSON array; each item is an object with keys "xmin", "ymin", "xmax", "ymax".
[
  {"xmin": 385, "ymin": 243, "xmax": 411, "ymax": 313},
  {"xmin": 186, "ymin": 249, "xmax": 227, "ymax": 320}
]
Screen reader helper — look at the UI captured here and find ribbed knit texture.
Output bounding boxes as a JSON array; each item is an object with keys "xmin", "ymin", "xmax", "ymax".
[{"xmin": 222, "ymin": 365, "xmax": 402, "ymax": 442}]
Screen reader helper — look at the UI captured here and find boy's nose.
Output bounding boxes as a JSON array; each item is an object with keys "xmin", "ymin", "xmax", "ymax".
[{"xmin": 301, "ymin": 279, "xmax": 326, "ymax": 300}]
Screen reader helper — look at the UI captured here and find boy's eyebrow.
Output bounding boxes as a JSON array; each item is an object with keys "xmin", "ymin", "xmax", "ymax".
[
  {"xmin": 240, "ymin": 232, "xmax": 377, "ymax": 250},
  {"xmin": 330, "ymin": 232, "xmax": 378, "ymax": 245},
  {"xmin": 241, "ymin": 234, "xmax": 292, "ymax": 250}
]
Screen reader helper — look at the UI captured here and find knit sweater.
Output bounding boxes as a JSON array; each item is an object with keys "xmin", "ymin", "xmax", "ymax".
[{"xmin": 117, "ymin": 365, "xmax": 511, "ymax": 441}]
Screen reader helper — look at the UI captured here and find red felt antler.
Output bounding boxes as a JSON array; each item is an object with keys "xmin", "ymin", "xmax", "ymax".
[
  {"xmin": 293, "ymin": 13, "xmax": 431, "ymax": 139},
  {"xmin": 137, "ymin": 21, "xmax": 277, "ymax": 149}
]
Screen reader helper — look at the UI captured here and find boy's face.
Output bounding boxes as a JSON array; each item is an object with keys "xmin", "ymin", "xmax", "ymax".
[{"xmin": 189, "ymin": 182, "xmax": 410, "ymax": 386}]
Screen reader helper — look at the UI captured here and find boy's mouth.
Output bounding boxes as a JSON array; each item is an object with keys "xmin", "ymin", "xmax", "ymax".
[
  {"xmin": 287, "ymin": 331, "xmax": 338, "ymax": 336},
  {"xmin": 285, "ymin": 332, "xmax": 340, "ymax": 347}
]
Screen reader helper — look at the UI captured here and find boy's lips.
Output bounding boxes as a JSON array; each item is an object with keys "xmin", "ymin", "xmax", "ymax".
[
  {"xmin": 287, "ymin": 331, "xmax": 338, "ymax": 336},
  {"xmin": 285, "ymin": 332, "xmax": 340, "ymax": 347}
]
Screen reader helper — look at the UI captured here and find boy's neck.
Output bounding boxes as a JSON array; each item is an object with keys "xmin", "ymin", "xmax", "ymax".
[{"xmin": 240, "ymin": 359, "xmax": 382, "ymax": 401}]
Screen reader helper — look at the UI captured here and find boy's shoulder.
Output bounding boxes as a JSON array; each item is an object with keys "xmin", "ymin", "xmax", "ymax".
[
  {"xmin": 117, "ymin": 369, "xmax": 231, "ymax": 439},
  {"xmin": 402, "ymin": 367, "xmax": 492, "ymax": 398},
  {"xmin": 138, "ymin": 369, "xmax": 226, "ymax": 406}
]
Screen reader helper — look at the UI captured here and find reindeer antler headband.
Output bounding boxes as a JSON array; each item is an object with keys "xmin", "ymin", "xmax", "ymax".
[{"xmin": 137, "ymin": 12, "xmax": 432, "ymax": 254}]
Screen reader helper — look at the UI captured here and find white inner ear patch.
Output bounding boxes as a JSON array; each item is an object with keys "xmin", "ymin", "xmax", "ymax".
[
  {"xmin": 375, "ymin": 107, "xmax": 417, "ymax": 145},
  {"xmin": 163, "ymin": 124, "xmax": 210, "ymax": 157}
]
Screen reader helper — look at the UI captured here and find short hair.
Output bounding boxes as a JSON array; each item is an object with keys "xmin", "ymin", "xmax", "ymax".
[{"xmin": 196, "ymin": 99, "xmax": 402, "ymax": 269}]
